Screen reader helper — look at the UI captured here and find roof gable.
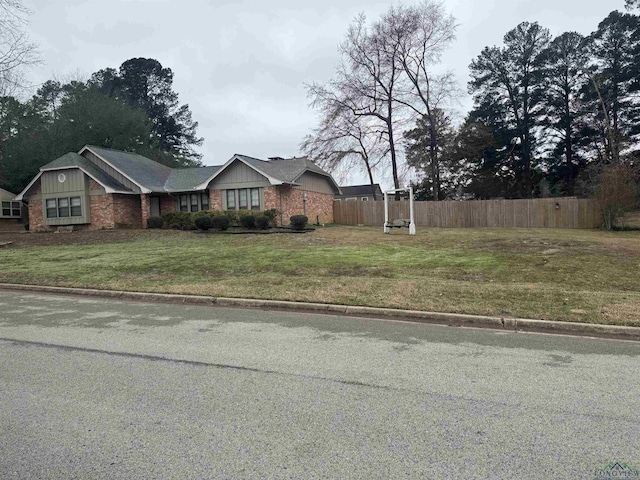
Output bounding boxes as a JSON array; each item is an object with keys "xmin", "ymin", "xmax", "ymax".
[
  {"xmin": 80, "ymin": 145, "xmax": 173, "ymax": 193},
  {"xmin": 15, "ymin": 152, "xmax": 135, "ymax": 200},
  {"xmin": 196, "ymin": 154, "xmax": 340, "ymax": 192},
  {"xmin": 0, "ymin": 187, "xmax": 17, "ymax": 200}
]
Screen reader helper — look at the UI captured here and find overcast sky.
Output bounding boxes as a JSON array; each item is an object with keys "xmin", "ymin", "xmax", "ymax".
[{"xmin": 24, "ymin": 0, "xmax": 625, "ymax": 184}]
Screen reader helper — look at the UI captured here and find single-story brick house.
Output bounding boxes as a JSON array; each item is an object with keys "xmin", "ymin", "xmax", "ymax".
[
  {"xmin": 335, "ymin": 184, "xmax": 383, "ymax": 202},
  {"xmin": 0, "ymin": 187, "xmax": 25, "ymax": 231},
  {"xmin": 15, "ymin": 145, "xmax": 341, "ymax": 231}
]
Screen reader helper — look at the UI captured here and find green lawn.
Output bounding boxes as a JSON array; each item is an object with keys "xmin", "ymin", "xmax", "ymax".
[{"xmin": 1, "ymin": 226, "xmax": 639, "ymax": 326}]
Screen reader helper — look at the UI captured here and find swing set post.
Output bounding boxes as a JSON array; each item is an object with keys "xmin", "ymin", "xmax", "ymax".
[{"xmin": 383, "ymin": 186, "xmax": 416, "ymax": 235}]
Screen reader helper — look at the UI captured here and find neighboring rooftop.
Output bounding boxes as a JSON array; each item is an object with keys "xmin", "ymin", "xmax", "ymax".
[{"xmin": 337, "ymin": 184, "xmax": 383, "ymax": 198}]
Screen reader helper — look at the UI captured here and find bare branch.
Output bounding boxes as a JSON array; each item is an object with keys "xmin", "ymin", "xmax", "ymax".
[{"xmin": 0, "ymin": 0, "xmax": 40, "ymax": 94}]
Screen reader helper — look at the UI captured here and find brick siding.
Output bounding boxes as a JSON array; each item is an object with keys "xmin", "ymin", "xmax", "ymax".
[
  {"xmin": 0, "ymin": 219, "xmax": 24, "ymax": 231},
  {"xmin": 27, "ymin": 183, "xmax": 45, "ymax": 231},
  {"xmin": 160, "ymin": 195, "xmax": 176, "ymax": 214},
  {"xmin": 113, "ymin": 194, "xmax": 142, "ymax": 228},
  {"xmin": 209, "ymin": 190, "xmax": 222, "ymax": 210},
  {"xmin": 140, "ymin": 194, "xmax": 151, "ymax": 228},
  {"xmin": 88, "ymin": 179, "xmax": 105, "ymax": 192},
  {"xmin": 265, "ymin": 186, "xmax": 334, "ymax": 225},
  {"xmin": 89, "ymin": 194, "xmax": 114, "ymax": 229}
]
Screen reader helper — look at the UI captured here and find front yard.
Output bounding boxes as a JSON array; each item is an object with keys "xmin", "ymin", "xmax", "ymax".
[{"xmin": 1, "ymin": 226, "xmax": 639, "ymax": 326}]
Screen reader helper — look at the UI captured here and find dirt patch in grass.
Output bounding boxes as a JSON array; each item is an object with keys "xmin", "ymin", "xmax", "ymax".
[{"xmin": 0, "ymin": 229, "xmax": 187, "ymax": 248}]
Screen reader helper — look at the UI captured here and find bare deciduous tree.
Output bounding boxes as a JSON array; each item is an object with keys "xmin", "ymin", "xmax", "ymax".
[
  {"xmin": 301, "ymin": 101, "xmax": 386, "ymax": 190},
  {"xmin": 383, "ymin": 1, "xmax": 458, "ymax": 200},
  {"xmin": 304, "ymin": 2, "xmax": 458, "ymax": 196},
  {"xmin": 0, "ymin": 0, "xmax": 40, "ymax": 95}
]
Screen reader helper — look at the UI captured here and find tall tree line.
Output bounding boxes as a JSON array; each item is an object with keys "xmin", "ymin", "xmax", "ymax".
[
  {"xmin": 305, "ymin": 2, "xmax": 639, "ymax": 202},
  {"xmin": 0, "ymin": 58, "xmax": 203, "ymax": 193},
  {"xmin": 425, "ymin": 9, "xmax": 640, "ymax": 200}
]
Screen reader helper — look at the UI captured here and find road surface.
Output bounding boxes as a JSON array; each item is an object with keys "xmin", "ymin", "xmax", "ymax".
[{"xmin": 0, "ymin": 290, "xmax": 638, "ymax": 479}]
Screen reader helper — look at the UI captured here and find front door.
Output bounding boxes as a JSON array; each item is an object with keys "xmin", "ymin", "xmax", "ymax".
[{"xmin": 150, "ymin": 197, "xmax": 160, "ymax": 217}]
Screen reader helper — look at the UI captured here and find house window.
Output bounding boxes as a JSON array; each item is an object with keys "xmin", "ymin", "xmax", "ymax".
[
  {"xmin": 2, "ymin": 201, "xmax": 21, "ymax": 217},
  {"xmin": 345, "ymin": 197, "xmax": 357, "ymax": 202},
  {"xmin": 177, "ymin": 193, "xmax": 208, "ymax": 212},
  {"xmin": 361, "ymin": 197, "xmax": 369, "ymax": 201},
  {"xmin": 46, "ymin": 199, "xmax": 57, "ymax": 218},
  {"xmin": 45, "ymin": 197, "xmax": 82, "ymax": 219},
  {"xmin": 250, "ymin": 188, "xmax": 260, "ymax": 210},
  {"xmin": 225, "ymin": 188, "xmax": 261, "ymax": 210},
  {"xmin": 238, "ymin": 189, "xmax": 248, "ymax": 210},
  {"xmin": 58, "ymin": 198, "xmax": 70, "ymax": 217},
  {"xmin": 226, "ymin": 190, "xmax": 236, "ymax": 209},
  {"xmin": 70, "ymin": 197, "xmax": 82, "ymax": 216},
  {"xmin": 179, "ymin": 195, "xmax": 188, "ymax": 212}
]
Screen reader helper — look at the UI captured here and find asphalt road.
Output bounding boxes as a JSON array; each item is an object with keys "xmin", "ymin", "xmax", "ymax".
[{"xmin": 0, "ymin": 290, "xmax": 638, "ymax": 479}]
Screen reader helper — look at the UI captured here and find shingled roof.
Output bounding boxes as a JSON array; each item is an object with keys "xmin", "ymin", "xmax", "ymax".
[
  {"xmin": 236, "ymin": 155, "xmax": 331, "ymax": 184},
  {"xmin": 164, "ymin": 166, "xmax": 221, "ymax": 192},
  {"xmin": 17, "ymin": 146, "xmax": 339, "ymax": 200},
  {"xmin": 85, "ymin": 146, "xmax": 173, "ymax": 192},
  {"xmin": 195, "ymin": 154, "xmax": 341, "ymax": 192}
]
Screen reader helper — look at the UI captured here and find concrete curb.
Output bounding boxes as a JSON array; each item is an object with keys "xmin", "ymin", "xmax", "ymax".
[{"xmin": 1, "ymin": 283, "xmax": 639, "ymax": 342}]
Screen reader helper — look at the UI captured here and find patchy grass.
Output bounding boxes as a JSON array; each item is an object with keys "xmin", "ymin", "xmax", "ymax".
[{"xmin": 1, "ymin": 226, "xmax": 639, "ymax": 326}]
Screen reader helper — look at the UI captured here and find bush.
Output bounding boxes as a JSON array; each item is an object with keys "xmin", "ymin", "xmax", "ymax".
[
  {"xmin": 147, "ymin": 216, "xmax": 164, "ymax": 229},
  {"xmin": 211, "ymin": 215, "xmax": 230, "ymax": 231},
  {"xmin": 161, "ymin": 211, "xmax": 193, "ymax": 230},
  {"xmin": 595, "ymin": 163, "xmax": 639, "ymax": 230},
  {"xmin": 255, "ymin": 215, "xmax": 270, "ymax": 230},
  {"xmin": 195, "ymin": 216, "xmax": 212, "ymax": 230},
  {"xmin": 263, "ymin": 208, "xmax": 279, "ymax": 225},
  {"xmin": 169, "ymin": 223, "xmax": 183, "ymax": 230},
  {"xmin": 240, "ymin": 214, "xmax": 256, "ymax": 229},
  {"xmin": 290, "ymin": 215, "xmax": 308, "ymax": 231}
]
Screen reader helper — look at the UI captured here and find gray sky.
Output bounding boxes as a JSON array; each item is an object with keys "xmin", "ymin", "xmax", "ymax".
[{"xmin": 25, "ymin": 0, "xmax": 624, "ymax": 184}]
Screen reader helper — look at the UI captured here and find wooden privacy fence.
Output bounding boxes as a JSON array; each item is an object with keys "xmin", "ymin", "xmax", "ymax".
[{"xmin": 333, "ymin": 198, "xmax": 602, "ymax": 229}]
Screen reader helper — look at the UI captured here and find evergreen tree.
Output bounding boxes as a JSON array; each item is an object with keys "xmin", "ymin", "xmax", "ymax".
[
  {"xmin": 585, "ymin": 11, "xmax": 640, "ymax": 163},
  {"xmin": 469, "ymin": 22, "xmax": 550, "ymax": 198},
  {"xmin": 91, "ymin": 58, "xmax": 203, "ymax": 165},
  {"xmin": 538, "ymin": 32, "xmax": 589, "ymax": 194},
  {"xmin": 0, "ymin": 84, "xmax": 184, "ymax": 192}
]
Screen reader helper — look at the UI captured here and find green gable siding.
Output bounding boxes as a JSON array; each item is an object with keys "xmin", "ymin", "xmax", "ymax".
[
  {"xmin": 41, "ymin": 169, "xmax": 90, "ymax": 225},
  {"xmin": 293, "ymin": 172, "xmax": 337, "ymax": 195},
  {"xmin": 209, "ymin": 159, "xmax": 271, "ymax": 190},
  {"xmin": 41, "ymin": 169, "xmax": 85, "ymax": 195}
]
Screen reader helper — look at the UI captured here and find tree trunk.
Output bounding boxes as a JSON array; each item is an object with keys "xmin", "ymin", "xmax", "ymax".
[
  {"xmin": 386, "ymin": 99, "xmax": 400, "ymax": 198},
  {"xmin": 428, "ymin": 114, "xmax": 440, "ymax": 200}
]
